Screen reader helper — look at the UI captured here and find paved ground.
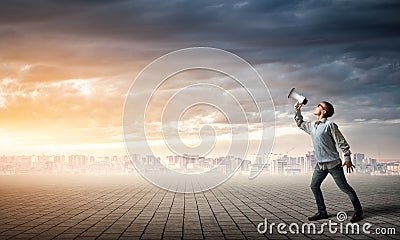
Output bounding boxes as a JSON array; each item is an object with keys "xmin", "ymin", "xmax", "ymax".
[{"xmin": 0, "ymin": 174, "xmax": 399, "ymax": 240}]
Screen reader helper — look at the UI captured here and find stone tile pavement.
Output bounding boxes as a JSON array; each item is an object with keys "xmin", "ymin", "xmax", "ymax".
[{"xmin": 0, "ymin": 174, "xmax": 399, "ymax": 239}]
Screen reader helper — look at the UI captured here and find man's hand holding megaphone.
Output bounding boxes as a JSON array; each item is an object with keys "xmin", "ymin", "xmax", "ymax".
[{"xmin": 294, "ymin": 101, "xmax": 302, "ymax": 112}]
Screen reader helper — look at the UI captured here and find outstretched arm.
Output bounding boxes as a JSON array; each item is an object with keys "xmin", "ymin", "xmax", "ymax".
[
  {"xmin": 294, "ymin": 102, "xmax": 311, "ymax": 134},
  {"xmin": 330, "ymin": 123, "xmax": 354, "ymax": 173}
]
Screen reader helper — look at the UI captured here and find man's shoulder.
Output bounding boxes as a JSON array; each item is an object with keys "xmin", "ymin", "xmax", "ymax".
[
  {"xmin": 325, "ymin": 119, "xmax": 334, "ymax": 124},
  {"xmin": 325, "ymin": 120, "xmax": 339, "ymax": 129}
]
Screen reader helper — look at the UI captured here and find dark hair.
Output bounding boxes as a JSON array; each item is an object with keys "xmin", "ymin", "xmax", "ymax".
[{"xmin": 321, "ymin": 101, "xmax": 334, "ymax": 118}]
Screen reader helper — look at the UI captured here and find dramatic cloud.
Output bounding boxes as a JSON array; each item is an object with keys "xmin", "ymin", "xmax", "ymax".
[{"xmin": 0, "ymin": 0, "xmax": 399, "ymax": 159}]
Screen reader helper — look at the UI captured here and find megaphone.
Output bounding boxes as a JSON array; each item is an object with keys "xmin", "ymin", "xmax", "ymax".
[{"xmin": 288, "ymin": 88, "xmax": 308, "ymax": 105}]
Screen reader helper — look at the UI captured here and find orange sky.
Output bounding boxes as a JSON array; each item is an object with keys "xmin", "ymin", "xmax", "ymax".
[
  {"xmin": 0, "ymin": 38, "xmax": 136, "ymax": 154},
  {"xmin": 0, "ymin": 43, "xmax": 397, "ymax": 160}
]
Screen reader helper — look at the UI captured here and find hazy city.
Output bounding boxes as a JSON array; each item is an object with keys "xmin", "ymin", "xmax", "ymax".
[{"xmin": 1, "ymin": 152, "xmax": 398, "ymax": 176}]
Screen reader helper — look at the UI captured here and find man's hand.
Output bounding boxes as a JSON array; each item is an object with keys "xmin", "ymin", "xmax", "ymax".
[
  {"xmin": 342, "ymin": 161, "xmax": 355, "ymax": 173},
  {"xmin": 294, "ymin": 102, "xmax": 302, "ymax": 112}
]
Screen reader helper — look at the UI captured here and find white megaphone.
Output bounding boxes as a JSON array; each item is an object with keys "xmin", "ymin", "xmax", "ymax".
[{"xmin": 288, "ymin": 88, "xmax": 308, "ymax": 105}]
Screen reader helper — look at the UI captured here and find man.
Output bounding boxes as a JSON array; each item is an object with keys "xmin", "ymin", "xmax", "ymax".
[{"xmin": 294, "ymin": 101, "xmax": 363, "ymax": 223}]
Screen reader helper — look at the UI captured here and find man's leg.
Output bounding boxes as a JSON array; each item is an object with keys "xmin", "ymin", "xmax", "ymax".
[
  {"xmin": 329, "ymin": 164, "xmax": 362, "ymax": 212},
  {"xmin": 310, "ymin": 164, "xmax": 329, "ymax": 214},
  {"xmin": 329, "ymin": 164, "xmax": 363, "ymax": 222}
]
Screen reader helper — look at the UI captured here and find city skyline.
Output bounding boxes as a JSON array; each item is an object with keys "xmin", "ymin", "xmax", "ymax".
[
  {"xmin": 1, "ymin": 151, "xmax": 398, "ymax": 177},
  {"xmin": 0, "ymin": 1, "xmax": 400, "ymax": 160}
]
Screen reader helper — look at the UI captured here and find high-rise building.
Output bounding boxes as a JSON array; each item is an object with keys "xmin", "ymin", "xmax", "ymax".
[
  {"xmin": 353, "ymin": 153, "xmax": 365, "ymax": 166},
  {"xmin": 304, "ymin": 151, "xmax": 315, "ymax": 174},
  {"xmin": 367, "ymin": 158, "xmax": 377, "ymax": 165},
  {"xmin": 68, "ymin": 155, "xmax": 88, "ymax": 168}
]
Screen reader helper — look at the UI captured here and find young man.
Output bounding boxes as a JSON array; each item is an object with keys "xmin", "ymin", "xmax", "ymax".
[{"xmin": 294, "ymin": 101, "xmax": 363, "ymax": 223}]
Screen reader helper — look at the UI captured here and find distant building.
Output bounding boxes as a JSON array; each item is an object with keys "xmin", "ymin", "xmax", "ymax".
[
  {"xmin": 270, "ymin": 157, "xmax": 287, "ymax": 175},
  {"xmin": 353, "ymin": 153, "xmax": 365, "ymax": 166},
  {"xmin": 304, "ymin": 151, "xmax": 315, "ymax": 174},
  {"xmin": 68, "ymin": 155, "xmax": 88, "ymax": 169},
  {"xmin": 367, "ymin": 158, "xmax": 377, "ymax": 165},
  {"xmin": 386, "ymin": 162, "xmax": 400, "ymax": 175}
]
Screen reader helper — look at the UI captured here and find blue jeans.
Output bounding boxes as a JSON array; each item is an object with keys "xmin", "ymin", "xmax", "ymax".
[{"xmin": 310, "ymin": 163, "xmax": 362, "ymax": 213}]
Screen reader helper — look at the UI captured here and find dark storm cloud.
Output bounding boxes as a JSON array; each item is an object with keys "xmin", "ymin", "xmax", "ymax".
[
  {"xmin": 1, "ymin": 0, "xmax": 399, "ymax": 122},
  {"xmin": 2, "ymin": 0, "xmax": 399, "ymax": 45}
]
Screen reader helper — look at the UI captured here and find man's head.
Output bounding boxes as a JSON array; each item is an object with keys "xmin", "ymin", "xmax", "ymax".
[{"xmin": 313, "ymin": 101, "xmax": 334, "ymax": 118}]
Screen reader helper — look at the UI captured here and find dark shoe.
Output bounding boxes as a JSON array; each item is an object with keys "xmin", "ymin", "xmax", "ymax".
[
  {"xmin": 308, "ymin": 211, "xmax": 328, "ymax": 221},
  {"xmin": 350, "ymin": 211, "xmax": 363, "ymax": 223}
]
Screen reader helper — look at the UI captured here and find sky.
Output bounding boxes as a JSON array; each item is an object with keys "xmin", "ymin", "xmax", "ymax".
[{"xmin": 0, "ymin": 0, "xmax": 399, "ymax": 161}]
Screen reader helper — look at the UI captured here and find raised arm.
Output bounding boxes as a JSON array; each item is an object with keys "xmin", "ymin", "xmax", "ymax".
[{"xmin": 294, "ymin": 104, "xmax": 311, "ymax": 134}]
